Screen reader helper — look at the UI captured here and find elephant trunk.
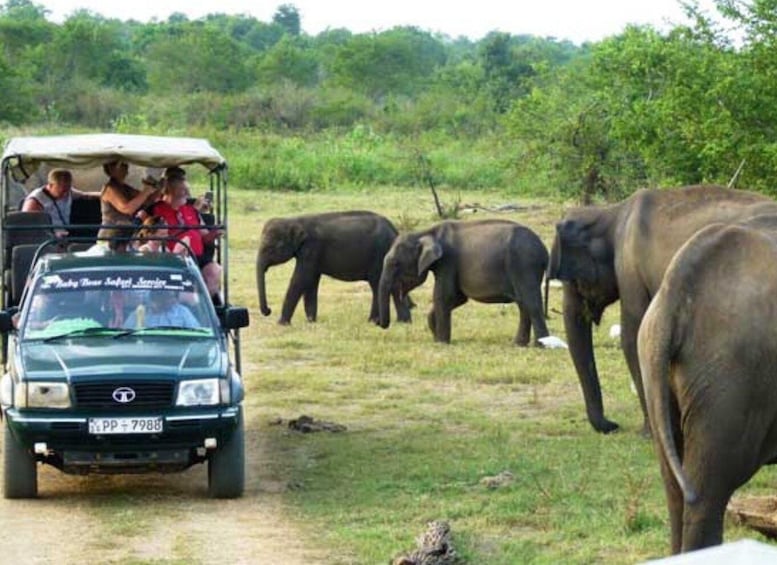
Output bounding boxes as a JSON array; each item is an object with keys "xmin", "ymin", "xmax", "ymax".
[
  {"xmin": 257, "ymin": 257, "xmax": 272, "ymax": 317},
  {"xmin": 378, "ymin": 268, "xmax": 394, "ymax": 329},
  {"xmin": 547, "ymin": 232, "xmax": 562, "ymax": 280},
  {"xmin": 544, "ymin": 235, "xmax": 562, "ymax": 317},
  {"xmin": 562, "ymin": 284, "xmax": 618, "ymax": 434}
]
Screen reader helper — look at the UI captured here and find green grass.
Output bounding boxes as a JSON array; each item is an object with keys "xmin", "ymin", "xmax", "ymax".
[{"xmin": 228, "ymin": 187, "xmax": 777, "ymax": 563}]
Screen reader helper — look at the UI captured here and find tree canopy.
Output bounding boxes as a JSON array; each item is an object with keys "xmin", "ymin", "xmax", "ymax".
[{"xmin": 2, "ymin": 1, "xmax": 777, "ymax": 198}]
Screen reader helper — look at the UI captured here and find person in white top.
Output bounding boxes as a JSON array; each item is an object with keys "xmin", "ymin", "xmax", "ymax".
[{"xmin": 22, "ymin": 168, "xmax": 99, "ymax": 234}]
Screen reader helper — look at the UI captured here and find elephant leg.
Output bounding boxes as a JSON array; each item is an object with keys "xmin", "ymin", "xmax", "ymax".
[
  {"xmin": 367, "ymin": 279, "xmax": 380, "ymax": 324},
  {"xmin": 509, "ymin": 272, "xmax": 549, "ymax": 346},
  {"xmin": 681, "ymin": 498, "xmax": 726, "ymax": 552},
  {"xmin": 303, "ymin": 274, "xmax": 321, "ymax": 322},
  {"xmin": 279, "ymin": 262, "xmax": 308, "ymax": 324},
  {"xmin": 620, "ymin": 307, "xmax": 651, "ymax": 436},
  {"xmin": 680, "ymin": 399, "xmax": 756, "ymax": 551},
  {"xmin": 515, "ymin": 305, "xmax": 531, "ymax": 346},
  {"xmin": 434, "ymin": 288, "xmax": 467, "ymax": 343},
  {"xmin": 526, "ymin": 284, "xmax": 550, "ymax": 344}
]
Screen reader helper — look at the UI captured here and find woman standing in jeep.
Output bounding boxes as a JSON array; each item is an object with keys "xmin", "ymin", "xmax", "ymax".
[{"xmin": 98, "ymin": 160, "xmax": 160, "ymax": 246}]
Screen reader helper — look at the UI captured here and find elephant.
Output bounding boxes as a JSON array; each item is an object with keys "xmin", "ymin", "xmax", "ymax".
[
  {"xmin": 378, "ymin": 219, "xmax": 549, "ymax": 345},
  {"xmin": 256, "ymin": 210, "xmax": 412, "ymax": 325},
  {"xmin": 547, "ymin": 184, "xmax": 777, "ymax": 434},
  {"xmin": 637, "ymin": 214, "xmax": 777, "ymax": 553}
]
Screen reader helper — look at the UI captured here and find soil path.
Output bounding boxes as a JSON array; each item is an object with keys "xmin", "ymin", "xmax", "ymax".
[{"xmin": 0, "ymin": 415, "xmax": 325, "ymax": 564}]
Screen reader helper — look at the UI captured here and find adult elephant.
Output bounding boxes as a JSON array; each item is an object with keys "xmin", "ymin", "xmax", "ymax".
[
  {"xmin": 256, "ymin": 210, "xmax": 412, "ymax": 325},
  {"xmin": 378, "ymin": 219, "xmax": 549, "ymax": 345},
  {"xmin": 548, "ymin": 185, "xmax": 777, "ymax": 434},
  {"xmin": 637, "ymin": 214, "xmax": 777, "ymax": 553}
]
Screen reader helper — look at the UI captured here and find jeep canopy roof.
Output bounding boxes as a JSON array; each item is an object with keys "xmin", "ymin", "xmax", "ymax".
[{"xmin": 1, "ymin": 133, "xmax": 226, "ymax": 172}]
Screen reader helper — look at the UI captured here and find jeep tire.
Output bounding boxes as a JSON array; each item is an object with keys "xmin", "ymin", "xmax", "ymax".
[
  {"xmin": 207, "ymin": 408, "xmax": 245, "ymax": 498},
  {"xmin": 4, "ymin": 424, "xmax": 38, "ymax": 499}
]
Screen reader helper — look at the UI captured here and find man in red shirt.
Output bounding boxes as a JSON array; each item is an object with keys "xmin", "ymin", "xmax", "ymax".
[{"xmin": 151, "ymin": 173, "xmax": 222, "ymax": 302}]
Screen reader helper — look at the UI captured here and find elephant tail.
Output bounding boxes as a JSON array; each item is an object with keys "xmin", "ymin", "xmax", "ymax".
[{"xmin": 638, "ymin": 287, "xmax": 699, "ymax": 505}]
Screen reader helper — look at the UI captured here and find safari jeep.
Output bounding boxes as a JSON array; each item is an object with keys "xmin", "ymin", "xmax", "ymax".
[{"xmin": 0, "ymin": 134, "xmax": 249, "ymax": 498}]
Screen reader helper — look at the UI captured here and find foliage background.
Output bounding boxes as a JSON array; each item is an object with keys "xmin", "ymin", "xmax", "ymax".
[{"xmin": 3, "ymin": 0, "xmax": 777, "ymax": 201}]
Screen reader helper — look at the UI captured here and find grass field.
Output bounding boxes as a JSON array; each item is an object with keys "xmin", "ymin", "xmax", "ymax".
[{"xmin": 225, "ymin": 186, "xmax": 777, "ymax": 564}]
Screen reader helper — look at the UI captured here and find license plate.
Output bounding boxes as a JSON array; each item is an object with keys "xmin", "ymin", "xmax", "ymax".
[{"xmin": 88, "ymin": 417, "xmax": 163, "ymax": 435}]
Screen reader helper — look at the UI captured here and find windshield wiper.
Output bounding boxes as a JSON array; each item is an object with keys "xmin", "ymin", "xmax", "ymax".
[
  {"xmin": 113, "ymin": 326, "xmax": 211, "ymax": 338},
  {"xmin": 41, "ymin": 327, "xmax": 126, "ymax": 342}
]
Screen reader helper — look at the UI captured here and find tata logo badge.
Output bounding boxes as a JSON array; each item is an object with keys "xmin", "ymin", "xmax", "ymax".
[{"xmin": 112, "ymin": 387, "xmax": 136, "ymax": 403}]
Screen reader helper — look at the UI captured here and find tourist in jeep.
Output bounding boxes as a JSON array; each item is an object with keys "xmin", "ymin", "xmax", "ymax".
[
  {"xmin": 123, "ymin": 290, "xmax": 201, "ymax": 329},
  {"xmin": 22, "ymin": 168, "xmax": 99, "ymax": 235},
  {"xmin": 151, "ymin": 175, "xmax": 223, "ymax": 303},
  {"xmin": 98, "ymin": 160, "xmax": 161, "ymax": 248}
]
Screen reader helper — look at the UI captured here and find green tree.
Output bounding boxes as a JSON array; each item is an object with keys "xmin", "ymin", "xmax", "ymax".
[
  {"xmin": 326, "ymin": 27, "xmax": 446, "ymax": 100},
  {"xmin": 145, "ymin": 26, "xmax": 252, "ymax": 94},
  {"xmin": 41, "ymin": 10, "xmax": 145, "ymax": 91},
  {"xmin": 203, "ymin": 13, "xmax": 285, "ymax": 52},
  {"xmin": 0, "ymin": 50, "xmax": 38, "ymax": 123},
  {"xmin": 0, "ymin": 0, "xmax": 53, "ymax": 62},
  {"xmin": 273, "ymin": 4, "xmax": 300, "ymax": 36},
  {"xmin": 255, "ymin": 35, "xmax": 319, "ymax": 87},
  {"xmin": 479, "ymin": 32, "xmax": 536, "ymax": 112}
]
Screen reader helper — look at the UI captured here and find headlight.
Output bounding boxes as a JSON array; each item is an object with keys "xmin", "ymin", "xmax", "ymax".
[
  {"xmin": 15, "ymin": 382, "xmax": 71, "ymax": 409},
  {"xmin": 177, "ymin": 378, "xmax": 220, "ymax": 406}
]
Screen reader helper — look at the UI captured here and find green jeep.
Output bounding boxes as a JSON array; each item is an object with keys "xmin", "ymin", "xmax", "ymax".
[{"xmin": 0, "ymin": 134, "xmax": 249, "ymax": 498}]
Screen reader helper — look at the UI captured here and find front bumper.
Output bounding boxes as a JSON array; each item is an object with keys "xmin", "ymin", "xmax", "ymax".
[{"xmin": 3, "ymin": 405, "xmax": 241, "ymax": 474}]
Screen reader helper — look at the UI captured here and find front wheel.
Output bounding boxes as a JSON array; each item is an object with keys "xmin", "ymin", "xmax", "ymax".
[
  {"xmin": 4, "ymin": 423, "xmax": 38, "ymax": 499},
  {"xmin": 207, "ymin": 408, "xmax": 245, "ymax": 498}
]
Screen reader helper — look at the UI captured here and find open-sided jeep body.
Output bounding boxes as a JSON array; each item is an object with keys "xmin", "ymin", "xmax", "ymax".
[{"xmin": 0, "ymin": 134, "xmax": 249, "ymax": 498}]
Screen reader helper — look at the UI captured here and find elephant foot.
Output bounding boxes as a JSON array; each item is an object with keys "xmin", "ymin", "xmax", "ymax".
[
  {"xmin": 306, "ymin": 315, "xmax": 317, "ymax": 323},
  {"xmin": 591, "ymin": 418, "xmax": 620, "ymax": 434},
  {"xmin": 640, "ymin": 421, "xmax": 653, "ymax": 439},
  {"xmin": 277, "ymin": 319, "xmax": 291, "ymax": 326},
  {"xmin": 514, "ymin": 337, "xmax": 530, "ymax": 347}
]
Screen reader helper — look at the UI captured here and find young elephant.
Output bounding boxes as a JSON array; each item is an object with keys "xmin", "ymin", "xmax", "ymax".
[
  {"xmin": 256, "ymin": 210, "xmax": 412, "ymax": 325},
  {"xmin": 638, "ymin": 214, "xmax": 777, "ymax": 554},
  {"xmin": 378, "ymin": 219, "xmax": 549, "ymax": 345}
]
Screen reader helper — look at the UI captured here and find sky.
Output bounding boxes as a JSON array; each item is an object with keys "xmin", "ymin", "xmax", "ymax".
[{"xmin": 37, "ymin": 0, "xmax": 723, "ymax": 44}]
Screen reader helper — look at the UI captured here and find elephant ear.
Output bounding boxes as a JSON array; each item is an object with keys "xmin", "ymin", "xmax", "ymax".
[
  {"xmin": 417, "ymin": 235, "xmax": 442, "ymax": 274},
  {"xmin": 556, "ymin": 218, "xmax": 591, "ymax": 248},
  {"xmin": 289, "ymin": 222, "xmax": 307, "ymax": 250}
]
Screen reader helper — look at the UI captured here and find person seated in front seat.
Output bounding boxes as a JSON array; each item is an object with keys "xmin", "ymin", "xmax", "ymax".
[{"xmin": 123, "ymin": 291, "xmax": 199, "ymax": 329}]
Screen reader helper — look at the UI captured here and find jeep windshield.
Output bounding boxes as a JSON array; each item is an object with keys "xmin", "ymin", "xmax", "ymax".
[{"xmin": 21, "ymin": 268, "xmax": 216, "ymax": 340}]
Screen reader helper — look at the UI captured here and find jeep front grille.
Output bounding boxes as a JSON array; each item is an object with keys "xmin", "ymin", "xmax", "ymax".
[{"xmin": 73, "ymin": 381, "xmax": 175, "ymax": 409}]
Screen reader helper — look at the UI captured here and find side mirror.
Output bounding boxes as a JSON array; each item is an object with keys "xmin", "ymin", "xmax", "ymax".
[
  {"xmin": 222, "ymin": 306, "xmax": 249, "ymax": 330},
  {"xmin": 0, "ymin": 309, "xmax": 16, "ymax": 333}
]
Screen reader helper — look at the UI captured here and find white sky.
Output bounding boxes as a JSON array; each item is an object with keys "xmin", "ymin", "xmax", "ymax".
[{"xmin": 37, "ymin": 0, "xmax": 723, "ymax": 44}]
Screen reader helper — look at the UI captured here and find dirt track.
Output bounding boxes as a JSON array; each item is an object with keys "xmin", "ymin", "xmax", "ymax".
[{"xmin": 0, "ymin": 414, "xmax": 326, "ymax": 564}]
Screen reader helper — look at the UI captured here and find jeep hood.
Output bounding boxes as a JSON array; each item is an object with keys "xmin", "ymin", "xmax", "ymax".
[{"xmin": 18, "ymin": 339, "xmax": 224, "ymax": 380}]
